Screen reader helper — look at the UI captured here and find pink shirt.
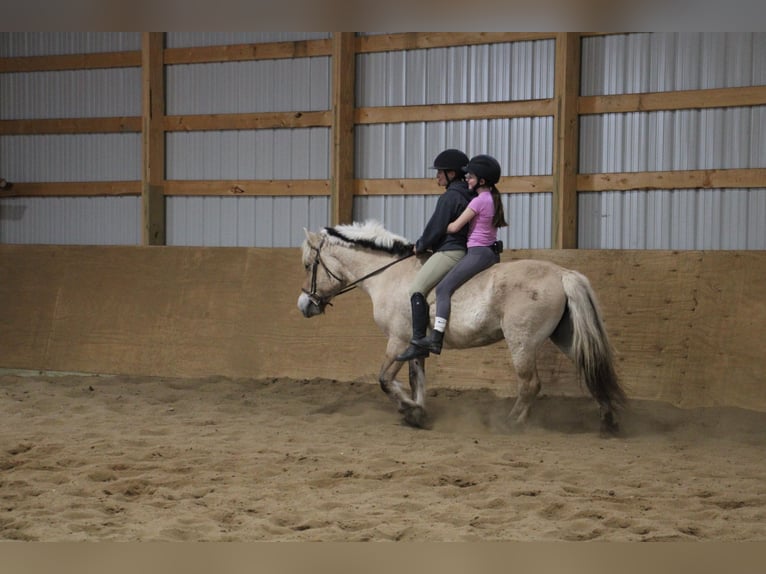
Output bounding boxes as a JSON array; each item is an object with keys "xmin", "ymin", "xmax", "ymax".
[{"xmin": 466, "ymin": 189, "xmax": 497, "ymax": 248}]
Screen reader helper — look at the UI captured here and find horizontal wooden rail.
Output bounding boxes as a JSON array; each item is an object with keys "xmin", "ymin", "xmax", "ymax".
[
  {"xmin": 2, "ymin": 182, "xmax": 141, "ymax": 197},
  {"xmin": 4, "ymin": 169, "xmax": 763, "ymax": 198},
  {"xmin": 163, "ymin": 111, "xmax": 331, "ymax": 131},
  {"xmin": 579, "ymin": 86, "xmax": 766, "ymax": 115},
  {"xmin": 0, "ymin": 51, "xmax": 141, "ymax": 72},
  {"xmin": 0, "ymin": 117, "xmax": 141, "ymax": 135},
  {"xmin": 578, "ymin": 168, "xmax": 766, "ymax": 191},
  {"xmin": 357, "ymin": 176, "xmax": 553, "ymax": 196},
  {"xmin": 163, "ymin": 180, "xmax": 329, "ymax": 196},
  {"xmin": 356, "ymin": 32, "xmax": 556, "ymax": 53},
  {"xmin": 356, "ymin": 99, "xmax": 555, "ymax": 125},
  {"xmin": 164, "ymin": 39, "xmax": 332, "ymax": 65}
]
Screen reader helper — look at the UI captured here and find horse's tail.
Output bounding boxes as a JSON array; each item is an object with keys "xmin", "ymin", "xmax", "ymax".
[{"xmin": 561, "ymin": 270, "xmax": 627, "ymax": 417}]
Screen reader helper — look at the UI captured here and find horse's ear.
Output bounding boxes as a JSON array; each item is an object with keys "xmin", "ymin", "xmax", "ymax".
[{"xmin": 303, "ymin": 228, "xmax": 318, "ymax": 245}]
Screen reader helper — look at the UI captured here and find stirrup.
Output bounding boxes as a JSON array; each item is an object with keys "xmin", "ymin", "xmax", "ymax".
[{"xmin": 396, "ymin": 343, "xmax": 430, "ymax": 361}]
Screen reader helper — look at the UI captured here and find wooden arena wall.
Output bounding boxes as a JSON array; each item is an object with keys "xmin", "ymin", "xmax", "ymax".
[{"xmin": 1, "ymin": 245, "xmax": 764, "ymax": 411}]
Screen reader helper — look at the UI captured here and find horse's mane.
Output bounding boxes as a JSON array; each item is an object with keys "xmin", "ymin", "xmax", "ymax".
[{"xmin": 322, "ymin": 220, "xmax": 414, "ymax": 256}]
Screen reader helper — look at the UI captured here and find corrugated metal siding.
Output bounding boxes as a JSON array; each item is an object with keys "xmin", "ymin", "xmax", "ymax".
[
  {"xmin": 582, "ymin": 32, "xmax": 766, "ymax": 95},
  {"xmin": 353, "ymin": 40, "xmax": 555, "ymax": 248},
  {"xmin": 0, "ymin": 68, "xmax": 141, "ymax": 120},
  {"xmin": 0, "ymin": 133, "xmax": 141, "ymax": 181},
  {"xmin": 164, "ymin": 47, "xmax": 332, "ymax": 247},
  {"xmin": 0, "ymin": 32, "xmax": 142, "ymax": 245},
  {"xmin": 579, "ymin": 32, "xmax": 766, "ymax": 250},
  {"xmin": 356, "ymin": 40, "xmax": 555, "ymax": 106},
  {"xmin": 0, "ymin": 32, "xmax": 141, "ymax": 57},
  {"xmin": 167, "ymin": 196, "xmax": 329, "ymax": 247},
  {"xmin": 580, "ymin": 107, "xmax": 766, "ymax": 173},
  {"xmin": 579, "ymin": 188, "xmax": 766, "ymax": 250},
  {"xmin": 165, "ymin": 57, "xmax": 331, "ymax": 115},
  {"xmin": 0, "ymin": 197, "xmax": 140, "ymax": 245},
  {"xmin": 166, "ymin": 129, "xmax": 330, "ymax": 179}
]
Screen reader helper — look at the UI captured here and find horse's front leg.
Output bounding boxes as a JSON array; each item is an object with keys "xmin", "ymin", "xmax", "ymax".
[
  {"xmin": 378, "ymin": 339, "xmax": 429, "ymax": 429},
  {"xmin": 408, "ymin": 356, "xmax": 426, "ymax": 407}
]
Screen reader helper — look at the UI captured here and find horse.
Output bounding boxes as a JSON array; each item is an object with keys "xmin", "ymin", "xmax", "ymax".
[{"xmin": 297, "ymin": 220, "xmax": 627, "ymax": 435}]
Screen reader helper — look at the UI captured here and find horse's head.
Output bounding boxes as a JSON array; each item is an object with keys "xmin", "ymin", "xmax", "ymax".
[
  {"xmin": 297, "ymin": 228, "xmax": 344, "ymax": 318},
  {"xmin": 297, "ymin": 221, "xmax": 414, "ymax": 318}
]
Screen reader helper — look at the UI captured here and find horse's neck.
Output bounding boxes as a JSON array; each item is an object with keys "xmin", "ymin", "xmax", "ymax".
[{"xmin": 333, "ymin": 246, "xmax": 400, "ymax": 294}]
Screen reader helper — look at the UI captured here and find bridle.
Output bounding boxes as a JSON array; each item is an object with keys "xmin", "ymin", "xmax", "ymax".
[{"xmin": 301, "ymin": 236, "xmax": 414, "ymax": 309}]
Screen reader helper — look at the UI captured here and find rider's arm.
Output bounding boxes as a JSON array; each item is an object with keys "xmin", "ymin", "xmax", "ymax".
[{"xmin": 447, "ymin": 207, "xmax": 476, "ymax": 234}]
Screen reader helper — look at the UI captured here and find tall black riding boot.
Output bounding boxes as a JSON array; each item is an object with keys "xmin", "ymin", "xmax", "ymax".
[{"xmin": 395, "ymin": 292, "xmax": 430, "ymax": 361}]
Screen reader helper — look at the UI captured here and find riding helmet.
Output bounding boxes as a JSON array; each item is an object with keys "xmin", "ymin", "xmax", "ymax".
[
  {"xmin": 431, "ymin": 149, "xmax": 470, "ymax": 173},
  {"xmin": 463, "ymin": 154, "xmax": 502, "ymax": 185}
]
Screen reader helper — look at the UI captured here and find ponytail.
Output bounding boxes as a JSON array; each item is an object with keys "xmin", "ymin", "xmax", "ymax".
[{"xmin": 491, "ymin": 186, "xmax": 507, "ymax": 228}]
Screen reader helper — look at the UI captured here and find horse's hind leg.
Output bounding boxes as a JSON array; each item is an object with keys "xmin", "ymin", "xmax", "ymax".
[
  {"xmin": 507, "ymin": 344, "xmax": 542, "ymax": 427},
  {"xmin": 378, "ymin": 339, "xmax": 429, "ymax": 428}
]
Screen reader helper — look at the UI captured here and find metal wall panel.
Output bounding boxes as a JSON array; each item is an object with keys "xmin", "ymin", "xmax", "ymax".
[
  {"xmin": 356, "ymin": 40, "xmax": 555, "ymax": 106},
  {"xmin": 582, "ymin": 32, "xmax": 766, "ymax": 95},
  {"xmin": 0, "ymin": 133, "xmax": 141, "ymax": 181},
  {"xmin": 580, "ymin": 32, "xmax": 766, "ymax": 250},
  {"xmin": 0, "ymin": 197, "xmax": 140, "ymax": 245},
  {"xmin": 353, "ymin": 40, "xmax": 555, "ymax": 248},
  {"xmin": 165, "ymin": 57, "xmax": 331, "ymax": 115},
  {"xmin": 580, "ymin": 107, "xmax": 766, "ymax": 173},
  {"xmin": 0, "ymin": 32, "xmax": 142, "ymax": 246},
  {"xmin": 0, "ymin": 68, "xmax": 142, "ymax": 120},
  {"xmin": 579, "ymin": 188, "xmax": 766, "ymax": 250},
  {"xmin": 162, "ymin": 42, "xmax": 332, "ymax": 247},
  {"xmin": 166, "ymin": 196, "xmax": 329, "ymax": 247},
  {"xmin": 165, "ymin": 128, "xmax": 330, "ymax": 247},
  {"xmin": 0, "ymin": 32, "xmax": 141, "ymax": 57},
  {"xmin": 166, "ymin": 129, "xmax": 330, "ymax": 179},
  {"xmin": 354, "ymin": 115, "xmax": 553, "ymax": 248}
]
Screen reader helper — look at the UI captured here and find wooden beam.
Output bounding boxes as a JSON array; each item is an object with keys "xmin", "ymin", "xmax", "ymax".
[
  {"xmin": 578, "ymin": 168, "xmax": 766, "ymax": 191},
  {"xmin": 163, "ymin": 180, "xmax": 329, "ymax": 196},
  {"xmin": 356, "ymin": 175, "xmax": 553, "ymax": 196},
  {"xmin": 552, "ymin": 33, "xmax": 581, "ymax": 249},
  {"xmin": 0, "ymin": 182, "xmax": 141, "ymax": 197},
  {"xmin": 357, "ymin": 32, "xmax": 556, "ymax": 53},
  {"xmin": 331, "ymin": 33, "xmax": 356, "ymax": 226},
  {"xmin": 356, "ymin": 99, "xmax": 554, "ymax": 125},
  {"xmin": 163, "ymin": 111, "xmax": 331, "ymax": 132},
  {"xmin": 163, "ymin": 39, "xmax": 332, "ymax": 65},
  {"xmin": 0, "ymin": 51, "xmax": 141, "ymax": 72},
  {"xmin": 141, "ymin": 33, "xmax": 166, "ymax": 246},
  {"xmin": 579, "ymin": 85, "xmax": 766, "ymax": 115},
  {"xmin": 0, "ymin": 117, "xmax": 141, "ymax": 135}
]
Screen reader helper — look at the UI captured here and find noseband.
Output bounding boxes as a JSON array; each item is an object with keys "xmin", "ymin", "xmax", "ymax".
[{"xmin": 302, "ymin": 237, "xmax": 414, "ymax": 309}]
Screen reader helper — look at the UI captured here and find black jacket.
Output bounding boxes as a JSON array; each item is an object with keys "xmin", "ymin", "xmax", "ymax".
[{"xmin": 415, "ymin": 179, "xmax": 476, "ymax": 253}]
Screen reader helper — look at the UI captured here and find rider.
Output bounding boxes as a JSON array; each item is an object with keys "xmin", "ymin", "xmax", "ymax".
[
  {"xmin": 407, "ymin": 154, "xmax": 507, "ymax": 356},
  {"xmin": 396, "ymin": 148, "xmax": 475, "ymax": 362}
]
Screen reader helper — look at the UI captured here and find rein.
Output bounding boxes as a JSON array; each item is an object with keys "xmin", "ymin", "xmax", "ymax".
[{"xmin": 303, "ymin": 237, "xmax": 414, "ymax": 308}]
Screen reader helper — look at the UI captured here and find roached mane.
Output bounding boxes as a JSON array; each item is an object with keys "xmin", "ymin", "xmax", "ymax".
[{"xmin": 323, "ymin": 220, "xmax": 413, "ymax": 256}]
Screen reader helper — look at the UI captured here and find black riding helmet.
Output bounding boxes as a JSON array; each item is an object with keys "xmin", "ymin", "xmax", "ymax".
[
  {"xmin": 431, "ymin": 149, "xmax": 470, "ymax": 174},
  {"xmin": 463, "ymin": 154, "xmax": 502, "ymax": 185}
]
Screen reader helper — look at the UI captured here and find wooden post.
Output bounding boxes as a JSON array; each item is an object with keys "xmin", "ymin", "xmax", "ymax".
[
  {"xmin": 552, "ymin": 33, "xmax": 581, "ymax": 249},
  {"xmin": 331, "ymin": 33, "xmax": 356, "ymax": 226},
  {"xmin": 141, "ymin": 32, "xmax": 166, "ymax": 245}
]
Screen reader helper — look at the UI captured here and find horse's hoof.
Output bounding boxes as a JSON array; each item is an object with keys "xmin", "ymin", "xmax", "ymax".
[
  {"xmin": 402, "ymin": 405, "xmax": 430, "ymax": 429},
  {"xmin": 599, "ymin": 413, "xmax": 621, "ymax": 437}
]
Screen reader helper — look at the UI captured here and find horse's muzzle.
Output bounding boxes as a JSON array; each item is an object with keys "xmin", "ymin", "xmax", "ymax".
[{"xmin": 297, "ymin": 292, "xmax": 324, "ymax": 318}]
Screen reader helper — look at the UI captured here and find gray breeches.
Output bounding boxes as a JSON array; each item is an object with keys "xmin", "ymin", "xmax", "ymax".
[{"xmin": 434, "ymin": 246, "xmax": 498, "ymax": 320}]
